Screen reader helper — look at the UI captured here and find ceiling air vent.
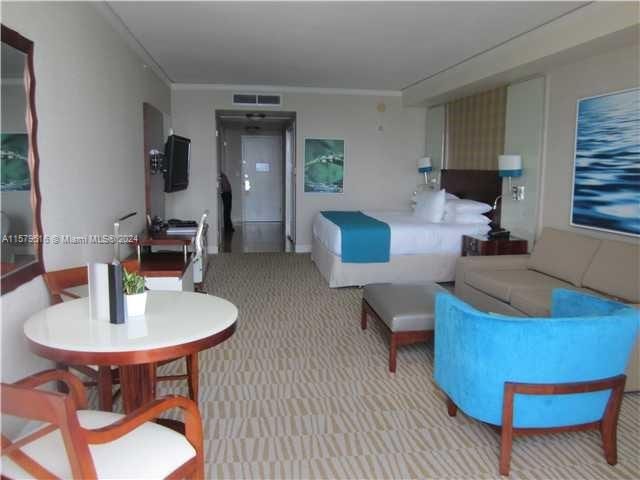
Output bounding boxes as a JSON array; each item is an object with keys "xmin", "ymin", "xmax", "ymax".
[
  {"xmin": 232, "ymin": 93, "xmax": 282, "ymax": 107},
  {"xmin": 257, "ymin": 94, "xmax": 281, "ymax": 105}
]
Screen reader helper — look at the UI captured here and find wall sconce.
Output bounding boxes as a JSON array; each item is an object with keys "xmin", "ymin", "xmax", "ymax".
[
  {"xmin": 417, "ymin": 156, "xmax": 433, "ymax": 185},
  {"xmin": 498, "ymin": 154, "xmax": 524, "ymax": 201},
  {"xmin": 149, "ymin": 149, "xmax": 166, "ymax": 175}
]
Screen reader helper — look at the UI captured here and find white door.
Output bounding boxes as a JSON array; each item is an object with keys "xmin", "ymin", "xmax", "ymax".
[{"xmin": 241, "ymin": 136, "xmax": 283, "ymax": 222}]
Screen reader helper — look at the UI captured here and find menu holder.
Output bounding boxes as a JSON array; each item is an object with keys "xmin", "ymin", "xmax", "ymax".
[{"xmin": 88, "ymin": 262, "xmax": 126, "ymax": 324}]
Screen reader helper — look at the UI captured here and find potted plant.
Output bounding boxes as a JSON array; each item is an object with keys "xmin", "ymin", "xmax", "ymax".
[{"xmin": 123, "ymin": 268, "xmax": 146, "ymax": 317}]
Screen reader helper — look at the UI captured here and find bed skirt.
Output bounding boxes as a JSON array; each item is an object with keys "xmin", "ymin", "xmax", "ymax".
[{"xmin": 311, "ymin": 236, "xmax": 459, "ymax": 288}]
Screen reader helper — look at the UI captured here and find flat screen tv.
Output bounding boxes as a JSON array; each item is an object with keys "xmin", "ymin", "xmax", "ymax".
[{"xmin": 164, "ymin": 134, "xmax": 190, "ymax": 192}]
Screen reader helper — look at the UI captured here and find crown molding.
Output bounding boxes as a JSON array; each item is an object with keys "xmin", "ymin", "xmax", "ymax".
[
  {"xmin": 93, "ymin": 2, "xmax": 173, "ymax": 89},
  {"xmin": 172, "ymin": 83, "xmax": 402, "ymax": 97}
]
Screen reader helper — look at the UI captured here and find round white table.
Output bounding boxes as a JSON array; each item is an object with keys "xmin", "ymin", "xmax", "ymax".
[{"xmin": 24, "ymin": 291, "xmax": 237, "ymax": 413}]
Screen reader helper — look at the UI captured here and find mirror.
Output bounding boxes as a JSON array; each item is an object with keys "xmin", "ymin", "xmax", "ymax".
[{"xmin": 1, "ymin": 25, "xmax": 43, "ymax": 294}]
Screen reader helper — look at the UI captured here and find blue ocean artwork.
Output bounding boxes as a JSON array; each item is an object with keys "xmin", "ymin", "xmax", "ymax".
[{"xmin": 572, "ymin": 88, "xmax": 640, "ymax": 236}]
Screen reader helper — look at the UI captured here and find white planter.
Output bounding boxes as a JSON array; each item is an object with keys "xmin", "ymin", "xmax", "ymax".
[{"xmin": 125, "ymin": 292, "xmax": 147, "ymax": 318}]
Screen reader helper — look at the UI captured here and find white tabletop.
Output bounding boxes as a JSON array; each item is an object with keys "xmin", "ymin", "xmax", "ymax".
[{"xmin": 24, "ymin": 291, "xmax": 238, "ymax": 353}]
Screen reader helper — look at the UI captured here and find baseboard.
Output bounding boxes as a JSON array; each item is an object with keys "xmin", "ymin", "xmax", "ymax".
[
  {"xmin": 207, "ymin": 245, "xmax": 219, "ymax": 255},
  {"xmin": 295, "ymin": 244, "xmax": 311, "ymax": 253}
]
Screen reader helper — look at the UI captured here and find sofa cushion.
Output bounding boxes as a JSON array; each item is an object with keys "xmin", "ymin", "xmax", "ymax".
[
  {"xmin": 582, "ymin": 239, "xmax": 640, "ymax": 303},
  {"xmin": 528, "ymin": 228, "xmax": 601, "ymax": 286},
  {"xmin": 510, "ymin": 289, "xmax": 553, "ymax": 317},
  {"xmin": 465, "ymin": 269, "xmax": 572, "ymax": 303}
]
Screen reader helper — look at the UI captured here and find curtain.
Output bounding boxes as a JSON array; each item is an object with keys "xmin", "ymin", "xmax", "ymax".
[{"xmin": 445, "ymin": 86, "xmax": 507, "ymax": 170}]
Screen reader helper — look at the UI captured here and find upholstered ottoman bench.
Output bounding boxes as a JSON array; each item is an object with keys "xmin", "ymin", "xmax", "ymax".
[{"xmin": 361, "ymin": 282, "xmax": 447, "ymax": 372}]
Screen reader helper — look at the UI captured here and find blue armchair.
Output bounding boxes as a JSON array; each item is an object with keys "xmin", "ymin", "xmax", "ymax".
[{"xmin": 434, "ymin": 289, "xmax": 639, "ymax": 476}]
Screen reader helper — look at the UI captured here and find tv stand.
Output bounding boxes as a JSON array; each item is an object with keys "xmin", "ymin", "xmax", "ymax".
[{"xmin": 133, "ymin": 231, "xmax": 192, "ymax": 263}]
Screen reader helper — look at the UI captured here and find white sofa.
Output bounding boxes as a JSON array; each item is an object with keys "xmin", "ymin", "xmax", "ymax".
[{"xmin": 454, "ymin": 227, "xmax": 640, "ymax": 392}]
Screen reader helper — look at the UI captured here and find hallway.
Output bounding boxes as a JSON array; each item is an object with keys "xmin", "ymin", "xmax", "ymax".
[{"xmin": 221, "ymin": 221, "xmax": 290, "ymax": 253}]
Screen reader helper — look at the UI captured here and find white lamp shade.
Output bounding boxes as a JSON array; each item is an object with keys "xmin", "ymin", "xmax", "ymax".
[
  {"xmin": 417, "ymin": 156, "xmax": 432, "ymax": 173},
  {"xmin": 498, "ymin": 154, "xmax": 522, "ymax": 177}
]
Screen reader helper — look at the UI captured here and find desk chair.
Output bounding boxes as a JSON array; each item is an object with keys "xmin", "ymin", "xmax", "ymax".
[
  {"xmin": 192, "ymin": 210, "xmax": 209, "ymax": 288},
  {"xmin": 1, "ymin": 369, "xmax": 204, "ymax": 479},
  {"xmin": 43, "ymin": 261, "xmax": 199, "ymax": 411}
]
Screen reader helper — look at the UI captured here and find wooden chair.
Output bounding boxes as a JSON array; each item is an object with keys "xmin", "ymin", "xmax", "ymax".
[
  {"xmin": 434, "ymin": 289, "xmax": 637, "ymax": 476},
  {"xmin": 42, "ymin": 260, "xmax": 199, "ymax": 411},
  {"xmin": 1, "ymin": 369, "xmax": 204, "ymax": 479}
]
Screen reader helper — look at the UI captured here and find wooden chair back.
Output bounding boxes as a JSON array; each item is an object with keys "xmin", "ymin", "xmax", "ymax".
[
  {"xmin": 44, "ymin": 261, "xmax": 140, "ymax": 304},
  {"xmin": 43, "ymin": 266, "xmax": 88, "ymax": 304},
  {"xmin": 1, "ymin": 372, "xmax": 97, "ymax": 479},
  {"xmin": 1, "ymin": 370, "xmax": 204, "ymax": 479}
]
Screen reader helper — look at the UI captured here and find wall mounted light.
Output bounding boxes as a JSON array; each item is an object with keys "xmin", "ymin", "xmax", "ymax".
[
  {"xmin": 417, "ymin": 156, "xmax": 433, "ymax": 185},
  {"xmin": 498, "ymin": 154, "xmax": 524, "ymax": 200}
]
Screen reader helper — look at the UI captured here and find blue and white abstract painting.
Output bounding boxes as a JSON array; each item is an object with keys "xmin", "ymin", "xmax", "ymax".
[{"xmin": 571, "ymin": 88, "xmax": 640, "ymax": 236}]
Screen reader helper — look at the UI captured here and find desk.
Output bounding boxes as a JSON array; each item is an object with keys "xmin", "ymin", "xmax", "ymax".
[
  {"xmin": 133, "ymin": 232, "xmax": 193, "ymax": 263},
  {"xmin": 24, "ymin": 291, "xmax": 237, "ymax": 413}
]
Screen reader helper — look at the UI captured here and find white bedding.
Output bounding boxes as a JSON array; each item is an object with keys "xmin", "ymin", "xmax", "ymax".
[{"xmin": 313, "ymin": 210, "xmax": 491, "ymax": 257}]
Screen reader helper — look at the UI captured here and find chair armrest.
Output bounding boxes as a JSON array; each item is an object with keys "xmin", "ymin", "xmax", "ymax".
[
  {"xmin": 13, "ymin": 369, "xmax": 87, "ymax": 409},
  {"xmin": 84, "ymin": 395, "xmax": 202, "ymax": 452}
]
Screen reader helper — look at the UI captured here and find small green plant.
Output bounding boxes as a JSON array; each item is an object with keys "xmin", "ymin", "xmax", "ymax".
[{"xmin": 122, "ymin": 268, "xmax": 145, "ymax": 295}]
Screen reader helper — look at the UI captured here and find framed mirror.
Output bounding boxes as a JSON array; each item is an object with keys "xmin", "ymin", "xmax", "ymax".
[{"xmin": 1, "ymin": 25, "xmax": 44, "ymax": 294}]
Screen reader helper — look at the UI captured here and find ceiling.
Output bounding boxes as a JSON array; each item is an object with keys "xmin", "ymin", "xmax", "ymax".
[{"xmin": 107, "ymin": 1, "xmax": 587, "ymax": 90}]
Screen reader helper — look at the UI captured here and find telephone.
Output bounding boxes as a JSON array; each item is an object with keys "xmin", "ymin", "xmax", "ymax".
[{"xmin": 488, "ymin": 228, "xmax": 510, "ymax": 239}]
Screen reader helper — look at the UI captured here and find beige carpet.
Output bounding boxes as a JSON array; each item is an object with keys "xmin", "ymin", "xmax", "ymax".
[{"xmin": 156, "ymin": 253, "xmax": 639, "ymax": 479}]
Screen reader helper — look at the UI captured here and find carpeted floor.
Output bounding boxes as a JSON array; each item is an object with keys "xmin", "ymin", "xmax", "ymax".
[{"xmin": 157, "ymin": 253, "xmax": 639, "ymax": 479}]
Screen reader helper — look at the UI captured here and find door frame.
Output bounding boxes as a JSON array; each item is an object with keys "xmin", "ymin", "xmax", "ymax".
[
  {"xmin": 285, "ymin": 122, "xmax": 296, "ymax": 244},
  {"xmin": 214, "ymin": 110, "xmax": 297, "ymax": 252},
  {"xmin": 215, "ymin": 115, "xmax": 224, "ymax": 249}
]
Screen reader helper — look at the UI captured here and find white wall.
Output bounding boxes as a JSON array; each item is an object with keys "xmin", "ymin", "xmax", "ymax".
[
  {"xmin": 169, "ymin": 89, "xmax": 426, "ymax": 250},
  {"xmin": 501, "ymin": 77, "xmax": 545, "ymax": 247},
  {"xmin": 0, "ymin": 1, "xmax": 171, "ymax": 435},
  {"xmin": 540, "ymin": 43, "xmax": 639, "ymax": 243}
]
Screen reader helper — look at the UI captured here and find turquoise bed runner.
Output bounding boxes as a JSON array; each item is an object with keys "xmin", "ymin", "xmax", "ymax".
[{"xmin": 321, "ymin": 211, "xmax": 390, "ymax": 263}]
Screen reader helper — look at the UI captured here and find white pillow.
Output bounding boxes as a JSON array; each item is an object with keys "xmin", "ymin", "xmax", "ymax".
[
  {"xmin": 445, "ymin": 192, "xmax": 459, "ymax": 201},
  {"xmin": 443, "ymin": 212, "xmax": 491, "ymax": 224},
  {"xmin": 414, "ymin": 189, "xmax": 446, "ymax": 223},
  {"xmin": 445, "ymin": 199, "xmax": 492, "ymax": 215}
]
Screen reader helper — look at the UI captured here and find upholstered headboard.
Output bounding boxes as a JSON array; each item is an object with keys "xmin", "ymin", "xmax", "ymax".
[{"xmin": 440, "ymin": 169, "xmax": 501, "ymax": 206}]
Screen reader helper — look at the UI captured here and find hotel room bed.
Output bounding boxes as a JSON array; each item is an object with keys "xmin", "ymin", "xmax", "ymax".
[{"xmin": 311, "ymin": 169, "xmax": 501, "ymax": 288}]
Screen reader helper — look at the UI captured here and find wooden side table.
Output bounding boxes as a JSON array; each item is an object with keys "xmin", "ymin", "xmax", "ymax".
[{"xmin": 462, "ymin": 234, "xmax": 528, "ymax": 256}]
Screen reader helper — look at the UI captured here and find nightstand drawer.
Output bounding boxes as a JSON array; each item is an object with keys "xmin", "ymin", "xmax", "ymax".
[
  {"xmin": 462, "ymin": 234, "xmax": 528, "ymax": 256},
  {"xmin": 463, "ymin": 236, "xmax": 481, "ymax": 256}
]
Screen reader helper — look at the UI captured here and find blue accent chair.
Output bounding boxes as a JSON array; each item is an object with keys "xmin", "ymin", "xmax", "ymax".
[{"xmin": 434, "ymin": 289, "xmax": 639, "ymax": 476}]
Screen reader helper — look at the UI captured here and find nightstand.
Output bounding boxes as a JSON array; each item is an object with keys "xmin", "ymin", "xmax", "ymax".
[{"xmin": 462, "ymin": 234, "xmax": 528, "ymax": 256}]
